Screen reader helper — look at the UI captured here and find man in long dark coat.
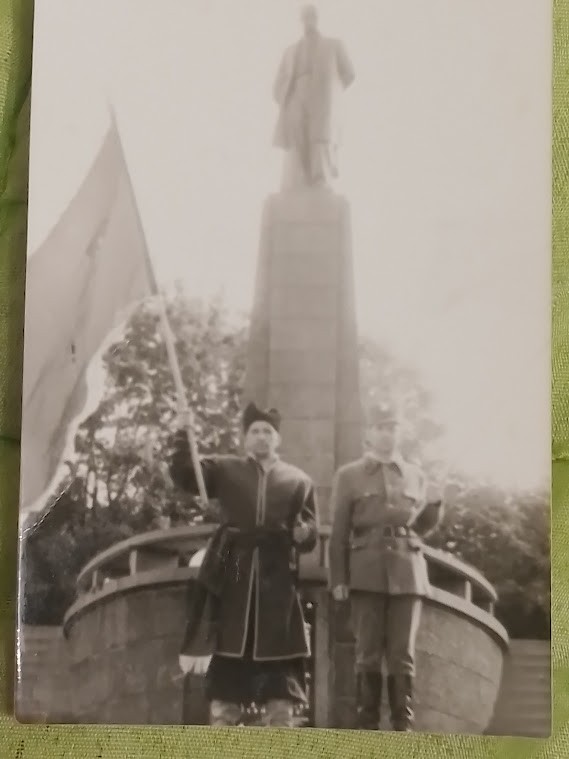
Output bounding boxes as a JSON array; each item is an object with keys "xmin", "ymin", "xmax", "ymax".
[
  {"xmin": 329, "ymin": 400, "xmax": 444, "ymax": 732},
  {"xmin": 170, "ymin": 402, "xmax": 319, "ymax": 727}
]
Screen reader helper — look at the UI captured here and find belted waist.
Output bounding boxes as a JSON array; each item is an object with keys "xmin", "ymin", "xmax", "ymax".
[{"xmin": 225, "ymin": 526, "xmax": 291, "ymax": 549}]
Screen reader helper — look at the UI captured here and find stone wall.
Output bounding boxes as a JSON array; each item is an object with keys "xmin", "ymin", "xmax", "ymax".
[
  {"xmin": 18, "ymin": 615, "xmax": 548, "ymax": 736},
  {"xmin": 64, "ymin": 584, "xmax": 196, "ymax": 725},
  {"xmin": 32, "ymin": 577, "xmax": 507, "ymax": 732},
  {"xmin": 16, "ymin": 625, "xmax": 72, "ymax": 723}
]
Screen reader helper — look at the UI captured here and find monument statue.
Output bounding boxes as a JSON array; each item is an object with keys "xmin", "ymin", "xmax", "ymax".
[{"xmin": 272, "ymin": 4, "xmax": 355, "ymax": 190}]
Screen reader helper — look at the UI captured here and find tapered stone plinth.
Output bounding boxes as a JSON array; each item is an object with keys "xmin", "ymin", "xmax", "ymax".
[{"xmin": 244, "ymin": 188, "xmax": 362, "ymax": 522}]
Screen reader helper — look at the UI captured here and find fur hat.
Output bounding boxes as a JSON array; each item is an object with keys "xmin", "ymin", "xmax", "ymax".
[{"xmin": 242, "ymin": 402, "xmax": 281, "ymax": 433}]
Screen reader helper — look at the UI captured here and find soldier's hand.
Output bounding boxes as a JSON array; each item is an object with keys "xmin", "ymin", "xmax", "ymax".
[
  {"xmin": 203, "ymin": 497, "xmax": 223, "ymax": 521},
  {"xmin": 293, "ymin": 522, "xmax": 311, "ymax": 545},
  {"xmin": 425, "ymin": 482, "xmax": 443, "ymax": 504},
  {"xmin": 332, "ymin": 584, "xmax": 350, "ymax": 602}
]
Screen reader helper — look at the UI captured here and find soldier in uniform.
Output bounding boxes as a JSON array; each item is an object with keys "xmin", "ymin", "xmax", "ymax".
[
  {"xmin": 170, "ymin": 401, "xmax": 319, "ymax": 727},
  {"xmin": 328, "ymin": 401, "xmax": 444, "ymax": 732}
]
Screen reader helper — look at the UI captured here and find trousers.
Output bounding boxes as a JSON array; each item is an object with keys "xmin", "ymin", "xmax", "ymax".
[{"xmin": 350, "ymin": 592, "xmax": 422, "ymax": 676}]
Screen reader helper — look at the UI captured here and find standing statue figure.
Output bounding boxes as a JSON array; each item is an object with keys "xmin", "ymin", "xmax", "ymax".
[{"xmin": 272, "ymin": 4, "xmax": 355, "ymax": 190}]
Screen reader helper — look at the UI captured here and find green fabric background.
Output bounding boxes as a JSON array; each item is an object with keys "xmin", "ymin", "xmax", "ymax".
[{"xmin": 0, "ymin": 0, "xmax": 565, "ymax": 755}]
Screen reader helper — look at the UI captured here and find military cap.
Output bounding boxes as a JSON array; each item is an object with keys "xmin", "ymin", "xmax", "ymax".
[{"xmin": 367, "ymin": 399, "xmax": 400, "ymax": 426}]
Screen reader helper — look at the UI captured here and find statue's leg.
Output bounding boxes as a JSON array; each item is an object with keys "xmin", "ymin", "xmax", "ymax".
[
  {"xmin": 280, "ymin": 147, "xmax": 309, "ymax": 191},
  {"xmin": 279, "ymin": 93, "xmax": 311, "ymax": 191},
  {"xmin": 309, "ymin": 142, "xmax": 337, "ymax": 187}
]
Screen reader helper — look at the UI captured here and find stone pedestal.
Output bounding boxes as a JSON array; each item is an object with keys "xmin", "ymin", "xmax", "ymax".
[{"xmin": 244, "ymin": 188, "xmax": 362, "ymax": 522}]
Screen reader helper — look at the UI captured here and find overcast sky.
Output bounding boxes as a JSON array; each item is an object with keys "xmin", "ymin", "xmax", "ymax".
[{"xmin": 26, "ymin": 0, "xmax": 551, "ymax": 490}]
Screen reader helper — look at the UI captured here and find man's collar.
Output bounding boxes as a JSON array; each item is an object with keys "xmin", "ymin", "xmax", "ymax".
[
  {"xmin": 363, "ymin": 450, "xmax": 405, "ymax": 474},
  {"xmin": 247, "ymin": 453, "xmax": 280, "ymax": 472}
]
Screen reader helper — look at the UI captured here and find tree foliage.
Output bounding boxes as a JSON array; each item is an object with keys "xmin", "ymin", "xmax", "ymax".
[
  {"xmin": 21, "ymin": 295, "xmax": 550, "ymax": 639},
  {"xmin": 22, "ymin": 294, "xmax": 246, "ymax": 624},
  {"xmin": 427, "ymin": 485, "xmax": 550, "ymax": 639}
]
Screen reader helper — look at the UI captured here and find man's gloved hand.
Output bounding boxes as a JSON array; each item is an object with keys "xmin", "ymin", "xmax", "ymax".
[
  {"xmin": 292, "ymin": 521, "xmax": 312, "ymax": 545},
  {"xmin": 179, "ymin": 654, "xmax": 212, "ymax": 676},
  {"xmin": 332, "ymin": 584, "xmax": 350, "ymax": 602},
  {"xmin": 176, "ymin": 406, "xmax": 194, "ymax": 432}
]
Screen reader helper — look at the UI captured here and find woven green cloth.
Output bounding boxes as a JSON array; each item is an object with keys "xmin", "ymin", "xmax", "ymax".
[{"xmin": 0, "ymin": 0, "xmax": 566, "ymax": 756}]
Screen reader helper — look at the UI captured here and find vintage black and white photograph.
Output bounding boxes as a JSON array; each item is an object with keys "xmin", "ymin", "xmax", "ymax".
[{"xmin": 16, "ymin": 0, "xmax": 551, "ymax": 736}]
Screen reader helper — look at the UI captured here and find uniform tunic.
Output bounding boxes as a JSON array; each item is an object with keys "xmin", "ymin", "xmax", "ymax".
[
  {"xmin": 170, "ymin": 431, "xmax": 319, "ymax": 704},
  {"xmin": 328, "ymin": 454, "xmax": 443, "ymax": 676}
]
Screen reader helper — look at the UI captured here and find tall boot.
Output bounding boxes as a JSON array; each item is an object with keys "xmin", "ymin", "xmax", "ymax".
[
  {"xmin": 387, "ymin": 674, "xmax": 414, "ymax": 732},
  {"xmin": 355, "ymin": 671, "xmax": 382, "ymax": 730}
]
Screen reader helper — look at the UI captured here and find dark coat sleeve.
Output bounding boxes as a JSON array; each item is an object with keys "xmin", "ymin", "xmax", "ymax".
[
  {"xmin": 169, "ymin": 428, "xmax": 218, "ymax": 499},
  {"xmin": 292, "ymin": 480, "xmax": 319, "ymax": 554},
  {"xmin": 411, "ymin": 499, "xmax": 444, "ymax": 538},
  {"xmin": 180, "ymin": 581, "xmax": 218, "ymax": 657}
]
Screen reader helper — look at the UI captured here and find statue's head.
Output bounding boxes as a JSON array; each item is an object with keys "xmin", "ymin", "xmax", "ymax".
[{"xmin": 300, "ymin": 3, "xmax": 319, "ymax": 33}]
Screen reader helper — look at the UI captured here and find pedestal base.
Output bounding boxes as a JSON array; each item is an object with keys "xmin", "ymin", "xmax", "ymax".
[{"xmin": 244, "ymin": 188, "xmax": 362, "ymax": 521}]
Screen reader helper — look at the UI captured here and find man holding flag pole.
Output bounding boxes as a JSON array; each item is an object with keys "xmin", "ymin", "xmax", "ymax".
[
  {"xmin": 169, "ymin": 400, "xmax": 319, "ymax": 727},
  {"xmin": 19, "ymin": 115, "xmax": 319, "ymax": 728}
]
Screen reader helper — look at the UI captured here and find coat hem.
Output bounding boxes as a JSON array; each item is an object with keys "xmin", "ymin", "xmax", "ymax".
[{"xmin": 214, "ymin": 651, "xmax": 311, "ymax": 661}]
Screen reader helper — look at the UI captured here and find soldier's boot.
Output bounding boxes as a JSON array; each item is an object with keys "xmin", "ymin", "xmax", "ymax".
[
  {"xmin": 209, "ymin": 699, "xmax": 242, "ymax": 726},
  {"xmin": 387, "ymin": 674, "xmax": 414, "ymax": 732},
  {"xmin": 261, "ymin": 699, "xmax": 295, "ymax": 727},
  {"xmin": 355, "ymin": 671, "xmax": 382, "ymax": 730}
]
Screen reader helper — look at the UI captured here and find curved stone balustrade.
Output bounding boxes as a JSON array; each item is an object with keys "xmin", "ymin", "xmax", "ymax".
[{"xmin": 63, "ymin": 526, "xmax": 509, "ymax": 731}]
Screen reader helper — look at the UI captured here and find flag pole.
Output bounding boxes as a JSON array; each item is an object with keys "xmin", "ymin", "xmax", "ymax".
[
  {"xmin": 109, "ymin": 110, "xmax": 208, "ymax": 505},
  {"xmin": 150, "ymin": 293, "xmax": 209, "ymax": 506}
]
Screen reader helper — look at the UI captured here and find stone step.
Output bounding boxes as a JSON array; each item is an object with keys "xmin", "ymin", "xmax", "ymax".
[
  {"xmin": 493, "ymin": 708, "xmax": 551, "ymax": 723},
  {"xmin": 508, "ymin": 640, "xmax": 550, "ymax": 652},
  {"xmin": 487, "ymin": 639, "xmax": 550, "ymax": 737},
  {"xmin": 503, "ymin": 663, "xmax": 551, "ymax": 685},
  {"xmin": 505, "ymin": 650, "xmax": 549, "ymax": 663},
  {"xmin": 502, "ymin": 678, "xmax": 550, "ymax": 694},
  {"xmin": 495, "ymin": 692, "xmax": 551, "ymax": 708}
]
